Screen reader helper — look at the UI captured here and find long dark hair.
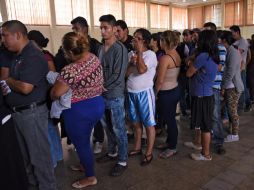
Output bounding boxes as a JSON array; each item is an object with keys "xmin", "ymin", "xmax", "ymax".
[{"xmin": 197, "ymin": 30, "xmax": 219, "ymax": 64}]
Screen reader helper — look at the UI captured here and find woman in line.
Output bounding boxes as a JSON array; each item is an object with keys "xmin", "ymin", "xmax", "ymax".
[
  {"xmin": 220, "ymin": 31, "xmax": 244, "ymax": 142},
  {"xmin": 155, "ymin": 30, "xmax": 181, "ymax": 158},
  {"xmin": 51, "ymin": 32, "xmax": 105, "ymax": 188},
  {"xmin": 187, "ymin": 30, "xmax": 219, "ymax": 161}
]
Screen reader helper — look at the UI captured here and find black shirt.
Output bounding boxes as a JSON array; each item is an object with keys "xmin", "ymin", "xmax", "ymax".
[
  {"xmin": 6, "ymin": 41, "xmax": 49, "ymax": 107},
  {"xmin": 122, "ymin": 35, "xmax": 133, "ymax": 53},
  {"xmin": 0, "ymin": 46, "xmax": 14, "ymax": 68}
]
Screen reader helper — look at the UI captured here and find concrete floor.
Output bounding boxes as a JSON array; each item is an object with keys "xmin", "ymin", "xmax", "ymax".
[{"xmin": 55, "ymin": 110, "xmax": 254, "ymax": 190}]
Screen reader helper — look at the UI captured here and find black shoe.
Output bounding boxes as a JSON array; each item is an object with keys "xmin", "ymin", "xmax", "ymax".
[
  {"xmin": 96, "ymin": 154, "xmax": 117, "ymax": 163},
  {"xmin": 215, "ymin": 145, "xmax": 226, "ymax": 155},
  {"xmin": 141, "ymin": 138, "xmax": 147, "ymax": 147},
  {"xmin": 244, "ymin": 105, "xmax": 252, "ymax": 112},
  {"xmin": 110, "ymin": 163, "xmax": 127, "ymax": 176}
]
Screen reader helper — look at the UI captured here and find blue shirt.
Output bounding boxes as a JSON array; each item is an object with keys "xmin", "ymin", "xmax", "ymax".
[
  {"xmin": 190, "ymin": 53, "xmax": 218, "ymax": 97},
  {"xmin": 213, "ymin": 44, "xmax": 226, "ymax": 90}
]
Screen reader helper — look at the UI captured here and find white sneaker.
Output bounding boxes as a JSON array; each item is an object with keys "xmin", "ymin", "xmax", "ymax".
[
  {"xmin": 190, "ymin": 153, "xmax": 212, "ymax": 161},
  {"xmin": 224, "ymin": 134, "xmax": 239, "ymax": 143},
  {"xmin": 184, "ymin": 142, "xmax": 202, "ymax": 150},
  {"xmin": 93, "ymin": 142, "xmax": 103, "ymax": 154}
]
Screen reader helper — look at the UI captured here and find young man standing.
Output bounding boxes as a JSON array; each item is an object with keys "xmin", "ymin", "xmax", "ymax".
[{"xmin": 96, "ymin": 14, "xmax": 129, "ymax": 177}]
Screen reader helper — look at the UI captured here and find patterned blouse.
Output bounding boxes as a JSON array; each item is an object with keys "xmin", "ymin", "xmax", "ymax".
[{"xmin": 57, "ymin": 54, "xmax": 104, "ymax": 103}]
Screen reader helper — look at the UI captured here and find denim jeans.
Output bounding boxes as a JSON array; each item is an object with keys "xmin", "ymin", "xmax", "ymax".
[
  {"xmin": 48, "ymin": 119, "xmax": 63, "ymax": 167},
  {"xmin": 101, "ymin": 97, "xmax": 128, "ymax": 162},
  {"xmin": 238, "ymin": 70, "xmax": 251, "ymax": 110},
  {"xmin": 212, "ymin": 89, "xmax": 224, "ymax": 145}
]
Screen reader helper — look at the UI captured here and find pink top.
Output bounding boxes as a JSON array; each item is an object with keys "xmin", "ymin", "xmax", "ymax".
[{"xmin": 57, "ymin": 54, "xmax": 104, "ymax": 103}]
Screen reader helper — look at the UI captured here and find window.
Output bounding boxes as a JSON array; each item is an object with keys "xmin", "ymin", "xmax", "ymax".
[
  {"xmin": 150, "ymin": 3, "xmax": 169, "ymax": 29},
  {"xmin": 54, "ymin": 0, "xmax": 90, "ymax": 25},
  {"xmin": 204, "ymin": 4, "xmax": 221, "ymax": 27},
  {"xmin": 93, "ymin": 0, "xmax": 121, "ymax": 26},
  {"xmin": 247, "ymin": 0, "xmax": 254, "ymax": 25},
  {"xmin": 125, "ymin": 0, "xmax": 147, "ymax": 28},
  {"xmin": 188, "ymin": 6, "xmax": 203, "ymax": 29},
  {"xmin": 172, "ymin": 7, "xmax": 187, "ymax": 30},
  {"xmin": 224, "ymin": 0, "xmax": 243, "ymax": 27},
  {"xmin": 5, "ymin": 0, "xmax": 50, "ymax": 25}
]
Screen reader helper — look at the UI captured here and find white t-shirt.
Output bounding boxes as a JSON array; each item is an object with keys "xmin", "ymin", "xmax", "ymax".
[{"xmin": 127, "ymin": 50, "xmax": 157, "ymax": 93}]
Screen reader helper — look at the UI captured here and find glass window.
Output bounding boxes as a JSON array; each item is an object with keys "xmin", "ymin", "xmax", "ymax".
[
  {"xmin": 54, "ymin": 0, "xmax": 90, "ymax": 25},
  {"xmin": 204, "ymin": 4, "xmax": 221, "ymax": 27},
  {"xmin": 125, "ymin": 0, "xmax": 147, "ymax": 28},
  {"xmin": 94, "ymin": 0, "xmax": 122, "ymax": 26},
  {"xmin": 188, "ymin": 6, "xmax": 203, "ymax": 29},
  {"xmin": 247, "ymin": 0, "xmax": 254, "ymax": 25},
  {"xmin": 150, "ymin": 3, "xmax": 169, "ymax": 29},
  {"xmin": 5, "ymin": 0, "xmax": 50, "ymax": 25},
  {"xmin": 224, "ymin": 0, "xmax": 243, "ymax": 27},
  {"xmin": 172, "ymin": 7, "xmax": 187, "ymax": 30}
]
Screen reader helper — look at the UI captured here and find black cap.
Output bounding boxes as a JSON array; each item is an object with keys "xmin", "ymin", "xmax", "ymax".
[{"xmin": 28, "ymin": 30, "xmax": 49, "ymax": 48}]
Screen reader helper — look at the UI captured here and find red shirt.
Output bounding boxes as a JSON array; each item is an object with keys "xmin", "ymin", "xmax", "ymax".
[{"xmin": 57, "ymin": 54, "xmax": 104, "ymax": 103}]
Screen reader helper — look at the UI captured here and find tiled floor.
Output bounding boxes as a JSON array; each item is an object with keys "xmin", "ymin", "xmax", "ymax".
[{"xmin": 56, "ymin": 111, "xmax": 254, "ymax": 190}]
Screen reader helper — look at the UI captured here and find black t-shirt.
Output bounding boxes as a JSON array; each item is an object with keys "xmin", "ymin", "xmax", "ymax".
[
  {"xmin": 6, "ymin": 42, "xmax": 49, "ymax": 107},
  {"xmin": 123, "ymin": 35, "xmax": 133, "ymax": 53},
  {"xmin": 0, "ymin": 46, "xmax": 14, "ymax": 68}
]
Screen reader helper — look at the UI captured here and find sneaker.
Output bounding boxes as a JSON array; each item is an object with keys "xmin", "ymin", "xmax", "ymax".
[
  {"xmin": 110, "ymin": 163, "xmax": 127, "ymax": 176},
  {"xmin": 224, "ymin": 134, "xmax": 239, "ymax": 142},
  {"xmin": 96, "ymin": 153, "xmax": 117, "ymax": 163},
  {"xmin": 190, "ymin": 153, "xmax": 212, "ymax": 161},
  {"xmin": 184, "ymin": 142, "xmax": 202, "ymax": 150},
  {"xmin": 93, "ymin": 142, "xmax": 103, "ymax": 154}
]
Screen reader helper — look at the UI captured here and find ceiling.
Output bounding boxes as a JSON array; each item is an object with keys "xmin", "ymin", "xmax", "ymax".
[{"xmin": 151, "ymin": 0, "xmax": 226, "ymax": 6}]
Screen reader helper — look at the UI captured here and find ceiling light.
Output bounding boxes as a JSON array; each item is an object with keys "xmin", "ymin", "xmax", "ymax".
[{"xmin": 203, "ymin": 0, "xmax": 207, "ymax": 1}]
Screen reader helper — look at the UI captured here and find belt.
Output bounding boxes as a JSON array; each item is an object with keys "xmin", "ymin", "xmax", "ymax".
[{"xmin": 12, "ymin": 101, "xmax": 46, "ymax": 112}]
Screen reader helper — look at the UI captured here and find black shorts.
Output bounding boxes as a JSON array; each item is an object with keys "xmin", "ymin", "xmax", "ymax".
[{"xmin": 191, "ymin": 95, "xmax": 214, "ymax": 132}]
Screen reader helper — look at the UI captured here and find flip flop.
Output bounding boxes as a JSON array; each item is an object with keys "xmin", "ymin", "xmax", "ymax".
[
  {"xmin": 140, "ymin": 154, "xmax": 153, "ymax": 166},
  {"xmin": 72, "ymin": 179, "xmax": 97, "ymax": 189},
  {"xmin": 159, "ymin": 149, "xmax": 177, "ymax": 159},
  {"xmin": 128, "ymin": 149, "xmax": 142, "ymax": 157}
]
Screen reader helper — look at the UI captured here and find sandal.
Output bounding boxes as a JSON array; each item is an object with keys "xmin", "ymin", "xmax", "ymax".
[
  {"xmin": 159, "ymin": 149, "xmax": 177, "ymax": 159},
  {"xmin": 140, "ymin": 154, "xmax": 153, "ymax": 166},
  {"xmin": 128, "ymin": 149, "xmax": 142, "ymax": 157},
  {"xmin": 72, "ymin": 178, "xmax": 97, "ymax": 189},
  {"xmin": 156, "ymin": 143, "xmax": 169, "ymax": 150},
  {"xmin": 69, "ymin": 164, "xmax": 85, "ymax": 172}
]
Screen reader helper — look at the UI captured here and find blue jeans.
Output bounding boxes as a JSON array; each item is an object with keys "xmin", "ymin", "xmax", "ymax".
[
  {"xmin": 101, "ymin": 97, "xmax": 128, "ymax": 162},
  {"xmin": 238, "ymin": 70, "xmax": 251, "ymax": 110},
  {"xmin": 212, "ymin": 89, "xmax": 224, "ymax": 145},
  {"xmin": 48, "ymin": 119, "xmax": 63, "ymax": 167}
]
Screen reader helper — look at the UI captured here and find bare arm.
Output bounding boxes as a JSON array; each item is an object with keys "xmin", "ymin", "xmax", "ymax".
[
  {"xmin": 6, "ymin": 77, "xmax": 34, "ymax": 94},
  {"xmin": 48, "ymin": 60, "xmax": 56, "ymax": 72},
  {"xmin": 50, "ymin": 80, "xmax": 70, "ymax": 100},
  {"xmin": 186, "ymin": 62, "xmax": 197, "ymax": 77},
  {"xmin": 155, "ymin": 56, "xmax": 169, "ymax": 93},
  {"xmin": 0, "ymin": 67, "xmax": 10, "ymax": 80}
]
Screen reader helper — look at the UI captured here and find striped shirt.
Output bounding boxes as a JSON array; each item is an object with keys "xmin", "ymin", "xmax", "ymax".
[{"xmin": 213, "ymin": 43, "xmax": 226, "ymax": 90}]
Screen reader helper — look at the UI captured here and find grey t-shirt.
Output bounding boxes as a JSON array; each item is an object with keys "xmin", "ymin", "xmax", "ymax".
[
  {"xmin": 99, "ymin": 41, "xmax": 128, "ymax": 100},
  {"xmin": 234, "ymin": 37, "xmax": 249, "ymax": 70}
]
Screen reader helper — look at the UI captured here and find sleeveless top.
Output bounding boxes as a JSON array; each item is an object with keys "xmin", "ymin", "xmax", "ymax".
[{"xmin": 160, "ymin": 54, "xmax": 180, "ymax": 91}]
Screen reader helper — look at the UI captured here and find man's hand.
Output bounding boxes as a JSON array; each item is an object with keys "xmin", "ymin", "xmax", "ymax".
[{"xmin": 0, "ymin": 80, "xmax": 11, "ymax": 95}]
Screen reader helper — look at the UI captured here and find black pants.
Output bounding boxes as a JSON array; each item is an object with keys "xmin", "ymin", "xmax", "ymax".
[
  {"xmin": 0, "ymin": 108, "xmax": 28, "ymax": 190},
  {"xmin": 93, "ymin": 120, "xmax": 104, "ymax": 143}
]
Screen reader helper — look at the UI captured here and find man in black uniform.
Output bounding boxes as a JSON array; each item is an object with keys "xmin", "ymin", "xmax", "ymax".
[{"xmin": 1, "ymin": 20, "xmax": 57, "ymax": 190}]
